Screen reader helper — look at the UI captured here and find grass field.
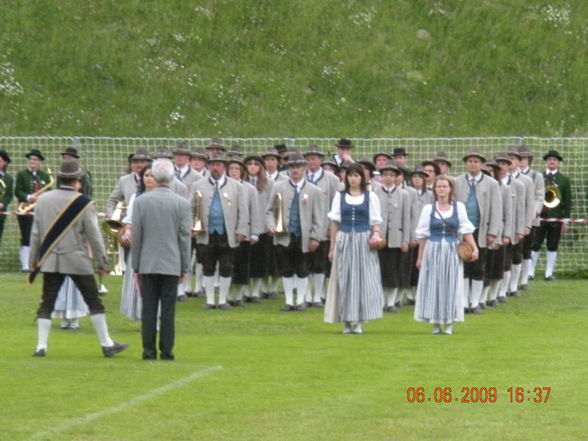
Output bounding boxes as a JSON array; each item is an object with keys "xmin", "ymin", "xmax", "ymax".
[{"xmin": 1, "ymin": 273, "xmax": 586, "ymax": 440}]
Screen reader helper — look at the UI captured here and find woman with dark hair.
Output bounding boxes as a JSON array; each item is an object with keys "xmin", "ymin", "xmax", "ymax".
[
  {"xmin": 325, "ymin": 163, "xmax": 384, "ymax": 334},
  {"xmin": 119, "ymin": 164, "xmax": 155, "ymax": 320},
  {"xmin": 244, "ymin": 154, "xmax": 275, "ymax": 301},
  {"xmin": 414, "ymin": 175, "xmax": 477, "ymax": 335}
]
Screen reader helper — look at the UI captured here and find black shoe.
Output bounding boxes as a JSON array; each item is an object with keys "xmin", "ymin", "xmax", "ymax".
[
  {"xmin": 486, "ymin": 300, "xmax": 498, "ymax": 307},
  {"xmin": 281, "ymin": 304, "xmax": 294, "ymax": 311},
  {"xmin": 545, "ymin": 275, "xmax": 555, "ymax": 282},
  {"xmin": 203, "ymin": 303, "xmax": 216, "ymax": 310},
  {"xmin": 385, "ymin": 306, "xmax": 397, "ymax": 313},
  {"xmin": 296, "ymin": 304, "xmax": 306, "ymax": 311},
  {"xmin": 218, "ymin": 303, "xmax": 231, "ymax": 310},
  {"xmin": 498, "ymin": 296, "xmax": 508, "ymax": 303},
  {"xmin": 471, "ymin": 306, "xmax": 483, "ymax": 314},
  {"xmin": 520, "ymin": 284, "xmax": 529, "ymax": 291},
  {"xmin": 33, "ymin": 348, "xmax": 46, "ymax": 357},
  {"xmin": 142, "ymin": 353, "xmax": 156, "ymax": 360},
  {"xmin": 250, "ymin": 297, "xmax": 261, "ymax": 304},
  {"xmin": 177, "ymin": 294, "xmax": 189, "ymax": 303},
  {"xmin": 102, "ymin": 342, "xmax": 129, "ymax": 358},
  {"xmin": 528, "ymin": 275, "xmax": 535, "ymax": 281},
  {"xmin": 511, "ymin": 291, "xmax": 521, "ymax": 298},
  {"xmin": 160, "ymin": 353, "xmax": 175, "ymax": 361}
]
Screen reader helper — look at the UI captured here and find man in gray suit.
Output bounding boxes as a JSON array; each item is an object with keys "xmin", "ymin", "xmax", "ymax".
[
  {"xmin": 454, "ymin": 149, "xmax": 502, "ymax": 313},
  {"xmin": 266, "ymin": 152, "xmax": 327, "ymax": 311},
  {"xmin": 132, "ymin": 159, "xmax": 191, "ymax": 361},
  {"xmin": 106, "ymin": 147, "xmax": 152, "ymax": 216},
  {"xmin": 30, "ymin": 161, "xmax": 128, "ymax": 358}
]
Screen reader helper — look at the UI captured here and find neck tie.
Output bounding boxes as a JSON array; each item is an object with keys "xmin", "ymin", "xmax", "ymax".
[{"xmin": 176, "ymin": 169, "xmax": 182, "ymax": 180}]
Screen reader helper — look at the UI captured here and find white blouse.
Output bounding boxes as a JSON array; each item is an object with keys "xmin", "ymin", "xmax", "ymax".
[
  {"xmin": 415, "ymin": 201, "xmax": 475, "ymax": 239},
  {"xmin": 328, "ymin": 191, "xmax": 383, "ymax": 226},
  {"xmin": 122, "ymin": 193, "xmax": 136, "ymax": 225}
]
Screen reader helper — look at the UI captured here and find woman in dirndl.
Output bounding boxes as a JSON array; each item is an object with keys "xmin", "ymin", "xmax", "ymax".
[
  {"xmin": 119, "ymin": 165, "xmax": 155, "ymax": 320},
  {"xmin": 414, "ymin": 175, "xmax": 477, "ymax": 335},
  {"xmin": 324, "ymin": 163, "xmax": 384, "ymax": 334}
]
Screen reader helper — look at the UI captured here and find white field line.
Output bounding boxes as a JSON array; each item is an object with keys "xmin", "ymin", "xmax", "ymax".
[{"xmin": 27, "ymin": 365, "xmax": 222, "ymax": 441}]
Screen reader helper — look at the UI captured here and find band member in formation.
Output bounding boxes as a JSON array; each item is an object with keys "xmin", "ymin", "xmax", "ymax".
[
  {"xmin": 518, "ymin": 145, "xmax": 545, "ymax": 288},
  {"xmin": 61, "ymin": 147, "xmax": 93, "ymax": 197},
  {"xmin": 453, "ymin": 149, "xmax": 501, "ymax": 313},
  {"xmin": 392, "ymin": 148, "xmax": 409, "ymax": 170},
  {"xmin": 325, "ymin": 163, "xmax": 384, "ymax": 334},
  {"xmin": 190, "ymin": 147, "xmax": 210, "ymax": 179},
  {"xmin": 244, "ymin": 154, "xmax": 274, "ymax": 300},
  {"xmin": 264, "ymin": 147, "xmax": 286, "ymax": 183},
  {"xmin": 321, "ymin": 159, "xmax": 339, "ymax": 176},
  {"xmin": 414, "ymin": 175, "xmax": 477, "ymax": 335},
  {"xmin": 206, "ymin": 137, "xmax": 227, "ymax": 158},
  {"xmin": 358, "ymin": 157, "xmax": 381, "ymax": 192},
  {"xmin": 274, "ymin": 144, "xmax": 289, "ymax": 171},
  {"xmin": 119, "ymin": 164, "xmax": 155, "ymax": 320},
  {"xmin": 30, "ymin": 160, "xmax": 128, "ymax": 357},
  {"xmin": 226, "ymin": 156, "xmax": 262, "ymax": 305},
  {"xmin": 485, "ymin": 156, "xmax": 519, "ymax": 305},
  {"xmin": 192, "ymin": 153, "xmax": 248, "ymax": 309},
  {"xmin": 372, "ymin": 151, "xmax": 393, "ymax": 183},
  {"xmin": 154, "ymin": 147, "xmax": 189, "ymax": 200},
  {"xmin": 374, "ymin": 161, "xmax": 411, "ymax": 312},
  {"xmin": 0, "ymin": 150, "xmax": 14, "ymax": 246},
  {"xmin": 174, "ymin": 142, "xmax": 202, "ymax": 189},
  {"xmin": 266, "ymin": 152, "xmax": 326, "ymax": 311},
  {"xmin": 421, "ymin": 160, "xmax": 440, "ymax": 191},
  {"xmin": 433, "ymin": 152, "xmax": 452, "ymax": 176},
  {"xmin": 15, "ymin": 149, "xmax": 52, "ymax": 272},
  {"xmin": 106, "ymin": 147, "xmax": 152, "ymax": 215},
  {"xmin": 406, "ymin": 166, "xmax": 433, "ymax": 304},
  {"xmin": 303, "ymin": 146, "xmax": 342, "ymax": 306},
  {"xmin": 531, "ymin": 150, "xmax": 571, "ymax": 281},
  {"xmin": 331, "ymin": 138, "xmax": 354, "ymax": 167},
  {"xmin": 506, "ymin": 149, "xmax": 535, "ymax": 297},
  {"xmin": 131, "ymin": 159, "xmax": 191, "ymax": 361}
]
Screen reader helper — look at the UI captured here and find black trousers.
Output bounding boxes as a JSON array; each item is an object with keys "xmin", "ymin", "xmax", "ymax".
[
  {"xmin": 511, "ymin": 241, "xmax": 523, "ymax": 265},
  {"xmin": 307, "ymin": 240, "xmax": 330, "ymax": 274},
  {"xmin": 521, "ymin": 231, "xmax": 533, "ymax": 260},
  {"xmin": 18, "ymin": 214, "xmax": 33, "ymax": 246},
  {"xmin": 37, "ymin": 273, "xmax": 105, "ymax": 319},
  {"xmin": 463, "ymin": 230, "xmax": 487, "ymax": 281},
  {"xmin": 275, "ymin": 235, "xmax": 309, "ymax": 278},
  {"xmin": 532, "ymin": 222, "xmax": 563, "ymax": 252},
  {"xmin": 378, "ymin": 247, "xmax": 402, "ymax": 288},
  {"xmin": 196, "ymin": 233, "xmax": 235, "ymax": 277},
  {"xmin": 140, "ymin": 273, "xmax": 178, "ymax": 360},
  {"xmin": 0, "ymin": 215, "xmax": 6, "ymax": 246}
]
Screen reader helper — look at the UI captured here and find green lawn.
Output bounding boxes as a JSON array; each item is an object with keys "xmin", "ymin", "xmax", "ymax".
[{"xmin": 1, "ymin": 273, "xmax": 586, "ymax": 440}]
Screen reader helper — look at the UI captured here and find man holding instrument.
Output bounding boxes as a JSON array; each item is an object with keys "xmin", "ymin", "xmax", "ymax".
[{"xmin": 29, "ymin": 160, "xmax": 128, "ymax": 358}]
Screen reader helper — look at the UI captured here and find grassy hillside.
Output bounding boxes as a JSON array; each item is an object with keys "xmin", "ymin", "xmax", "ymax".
[{"xmin": 1, "ymin": 1, "xmax": 587, "ymax": 137}]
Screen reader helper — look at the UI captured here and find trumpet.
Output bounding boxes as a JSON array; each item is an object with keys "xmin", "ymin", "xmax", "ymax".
[
  {"xmin": 192, "ymin": 191, "xmax": 205, "ymax": 233},
  {"xmin": 544, "ymin": 184, "xmax": 561, "ymax": 209},
  {"xmin": 17, "ymin": 168, "xmax": 55, "ymax": 214},
  {"xmin": 274, "ymin": 192, "xmax": 287, "ymax": 234}
]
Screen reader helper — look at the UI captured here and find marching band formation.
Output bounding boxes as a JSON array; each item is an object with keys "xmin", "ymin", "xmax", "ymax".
[{"xmin": 0, "ymin": 138, "xmax": 572, "ymax": 339}]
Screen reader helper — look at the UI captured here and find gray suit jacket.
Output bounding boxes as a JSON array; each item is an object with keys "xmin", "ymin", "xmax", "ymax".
[
  {"xmin": 514, "ymin": 172, "xmax": 535, "ymax": 229},
  {"xmin": 106, "ymin": 173, "xmax": 138, "ymax": 216},
  {"xmin": 241, "ymin": 180, "xmax": 264, "ymax": 238},
  {"xmin": 521, "ymin": 168, "xmax": 545, "ymax": 227},
  {"xmin": 454, "ymin": 174, "xmax": 502, "ymax": 248},
  {"xmin": 497, "ymin": 181, "xmax": 514, "ymax": 244},
  {"xmin": 265, "ymin": 179, "xmax": 327, "ymax": 252},
  {"xmin": 131, "ymin": 186, "xmax": 192, "ymax": 276},
  {"xmin": 191, "ymin": 176, "xmax": 249, "ymax": 248},
  {"xmin": 374, "ymin": 186, "xmax": 411, "ymax": 247},
  {"xmin": 30, "ymin": 187, "xmax": 108, "ymax": 274},
  {"xmin": 307, "ymin": 169, "xmax": 343, "ymax": 238}
]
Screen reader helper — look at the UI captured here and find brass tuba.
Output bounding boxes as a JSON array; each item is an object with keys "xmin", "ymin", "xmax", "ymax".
[
  {"xmin": 17, "ymin": 168, "xmax": 55, "ymax": 214},
  {"xmin": 192, "ymin": 191, "xmax": 205, "ymax": 233},
  {"xmin": 544, "ymin": 184, "xmax": 561, "ymax": 209},
  {"xmin": 101, "ymin": 201, "xmax": 126, "ymax": 241},
  {"xmin": 0, "ymin": 178, "xmax": 6, "ymax": 201},
  {"xmin": 274, "ymin": 193, "xmax": 287, "ymax": 234}
]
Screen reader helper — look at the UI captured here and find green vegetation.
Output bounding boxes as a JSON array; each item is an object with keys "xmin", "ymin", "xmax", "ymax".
[
  {"xmin": 1, "ymin": 1, "xmax": 587, "ymax": 137},
  {"xmin": 1, "ymin": 273, "xmax": 586, "ymax": 440}
]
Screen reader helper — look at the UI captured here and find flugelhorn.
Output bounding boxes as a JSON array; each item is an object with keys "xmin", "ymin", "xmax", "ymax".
[
  {"xmin": 274, "ymin": 193, "xmax": 287, "ymax": 234},
  {"xmin": 17, "ymin": 168, "xmax": 55, "ymax": 214},
  {"xmin": 544, "ymin": 184, "xmax": 561, "ymax": 209},
  {"xmin": 192, "ymin": 191, "xmax": 205, "ymax": 233}
]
